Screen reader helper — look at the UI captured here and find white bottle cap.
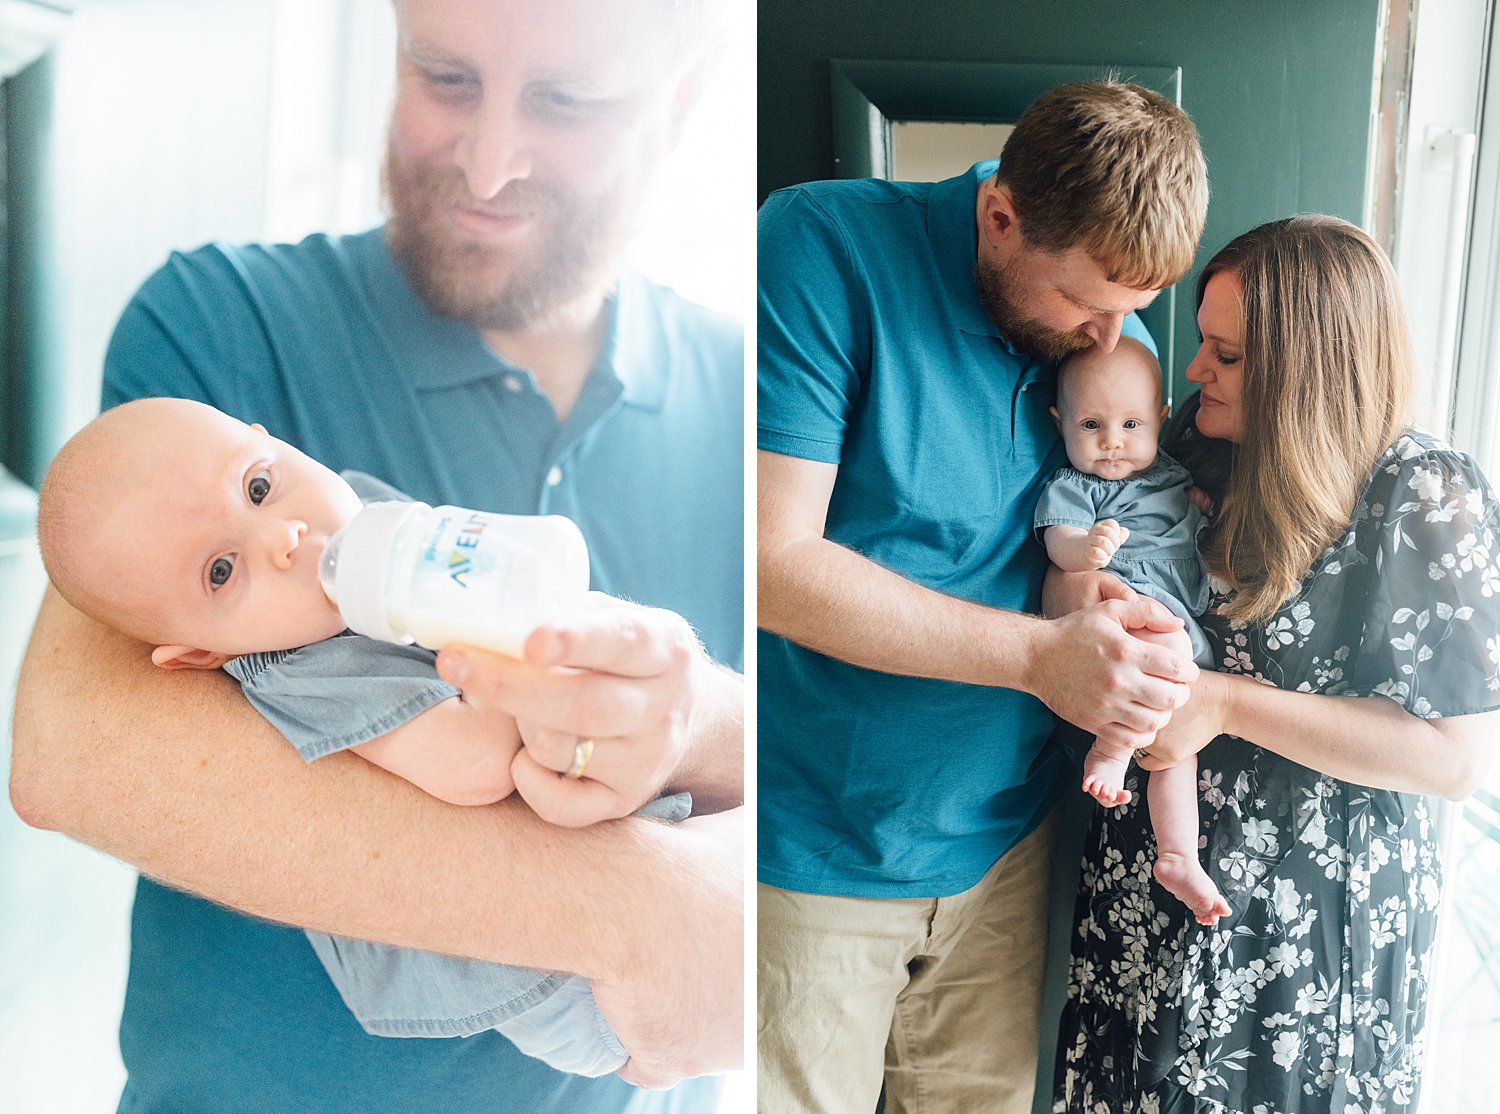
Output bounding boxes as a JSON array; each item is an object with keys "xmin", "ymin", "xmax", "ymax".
[{"xmin": 325, "ymin": 501, "xmax": 425, "ymax": 644}]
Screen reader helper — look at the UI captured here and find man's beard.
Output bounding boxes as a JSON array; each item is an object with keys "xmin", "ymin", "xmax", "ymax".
[
  {"xmin": 383, "ymin": 145, "xmax": 635, "ymax": 332},
  {"xmin": 974, "ymin": 255, "xmax": 1093, "ymax": 361}
]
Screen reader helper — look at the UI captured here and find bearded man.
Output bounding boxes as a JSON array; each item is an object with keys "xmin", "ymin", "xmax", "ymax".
[
  {"xmin": 10, "ymin": 1, "xmax": 744, "ymax": 1111},
  {"xmin": 757, "ymin": 79, "xmax": 1208, "ymax": 1114}
]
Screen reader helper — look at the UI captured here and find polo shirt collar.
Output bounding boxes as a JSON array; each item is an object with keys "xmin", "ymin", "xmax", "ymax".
[
  {"xmin": 362, "ymin": 227, "xmax": 665, "ymax": 409},
  {"xmin": 600, "ymin": 270, "xmax": 669, "ymax": 410},
  {"xmin": 929, "ymin": 161, "xmax": 1007, "ymax": 343},
  {"xmin": 929, "ymin": 161, "xmax": 1054, "ymax": 370}
]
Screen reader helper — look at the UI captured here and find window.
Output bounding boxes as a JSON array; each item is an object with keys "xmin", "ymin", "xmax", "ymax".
[{"xmin": 1393, "ymin": 6, "xmax": 1500, "ymax": 1111}]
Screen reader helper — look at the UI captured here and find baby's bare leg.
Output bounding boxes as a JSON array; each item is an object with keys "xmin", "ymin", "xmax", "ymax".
[
  {"xmin": 1148, "ymin": 759, "xmax": 1230, "ymax": 925},
  {"xmin": 1101, "ymin": 616, "xmax": 1229, "ymax": 923},
  {"xmin": 1080, "ymin": 618, "xmax": 1193, "ymax": 809}
]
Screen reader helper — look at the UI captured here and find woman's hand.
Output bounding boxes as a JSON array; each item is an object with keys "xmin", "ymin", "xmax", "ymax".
[
  {"xmin": 1137, "ymin": 669, "xmax": 1236, "ymax": 770},
  {"xmin": 1186, "ymin": 485, "xmax": 1215, "ymax": 515}
]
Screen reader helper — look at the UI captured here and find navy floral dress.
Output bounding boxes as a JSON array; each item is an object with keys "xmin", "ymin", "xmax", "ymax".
[{"xmin": 1054, "ymin": 431, "xmax": 1500, "ymax": 1114}]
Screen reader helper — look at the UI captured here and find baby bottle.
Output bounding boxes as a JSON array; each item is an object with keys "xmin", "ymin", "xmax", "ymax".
[{"xmin": 319, "ymin": 501, "xmax": 590, "ymax": 658}]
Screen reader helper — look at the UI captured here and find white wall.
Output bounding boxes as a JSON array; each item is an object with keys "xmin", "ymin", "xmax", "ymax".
[
  {"xmin": 4, "ymin": 7, "xmax": 281, "ymax": 1108},
  {"xmin": 1391, "ymin": 8, "xmax": 1500, "ymax": 1114}
]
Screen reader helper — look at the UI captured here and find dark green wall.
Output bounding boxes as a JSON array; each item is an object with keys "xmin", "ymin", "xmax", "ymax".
[
  {"xmin": 759, "ymin": 0, "xmax": 1384, "ymax": 393},
  {"xmin": 4, "ymin": 55, "xmax": 62, "ymax": 491}
]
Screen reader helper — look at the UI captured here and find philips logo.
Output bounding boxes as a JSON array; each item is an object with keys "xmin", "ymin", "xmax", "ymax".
[{"xmin": 446, "ymin": 513, "xmax": 489, "ymax": 587}]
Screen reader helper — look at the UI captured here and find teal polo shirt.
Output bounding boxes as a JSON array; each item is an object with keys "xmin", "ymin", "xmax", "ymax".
[
  {"xmin": 757, "ymin": 162, "xmax": 1154, "ymax": 898},
  {"xmin": 102, "ymin": 228, "xmax": 740, "ymax": 1113}
]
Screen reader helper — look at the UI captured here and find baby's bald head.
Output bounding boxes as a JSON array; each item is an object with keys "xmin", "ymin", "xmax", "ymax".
[
  {"xmin": 1056, "ymin": 336, "xmax": 1163, "ymax": 417},
  {"xmin": 1051, "ymin": 337, "xmax": 1168, "ymax": 480},
  {"xmin": 37, "ymin": 397, "xmax": 360, "ymax": 661},
  {"xmin": 37, "ymin": 398, "xmax": 210, "ymax": 641}
]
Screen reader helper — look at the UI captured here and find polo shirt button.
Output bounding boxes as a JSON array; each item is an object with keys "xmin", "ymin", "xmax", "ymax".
[
  {"xmin": 503, "ymin": 375, "xmax": 523, "ymax": 393},
  {"xmin": 546, "ymin": 465, "xmax": 563, "ymax": 487}
]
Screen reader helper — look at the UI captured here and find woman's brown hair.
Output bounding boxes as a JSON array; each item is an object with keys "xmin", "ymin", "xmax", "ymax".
[{"xmin": 1197, "ymin": 215, "xmax": 1413, "ymax": 623}]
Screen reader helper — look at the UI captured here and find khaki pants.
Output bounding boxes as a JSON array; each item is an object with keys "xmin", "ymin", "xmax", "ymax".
[{"xmin": 757, "ymin": 813, "xmax": 1058, "ymax": 1114}]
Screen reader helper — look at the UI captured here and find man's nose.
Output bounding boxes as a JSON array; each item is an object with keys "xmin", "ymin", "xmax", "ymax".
[
  {"xmin": 1085, "ymin": 314, "xmax": 1125, "ymax": 354},
  {"xmin": 457, "ymin": 101, "xmax": 533, "ymax": 200}
]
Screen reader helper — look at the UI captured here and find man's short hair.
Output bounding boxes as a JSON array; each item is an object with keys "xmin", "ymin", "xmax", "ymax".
[{"xmin": 996, "ymin": 79, "xmax": 1208, "ymax": 290}]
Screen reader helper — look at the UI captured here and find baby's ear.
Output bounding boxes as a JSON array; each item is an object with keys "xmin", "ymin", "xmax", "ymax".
[
  {"xmin": 150, "ymin": 645, "xmax": 233, "ymax": 671},
  {"xmin": 1049, "ymin": 406, "xmax": 1061, "ymax": 429},
  {"xmin": 1159, "ymin": 403, "xmax": 1170, "ymax": 421}
]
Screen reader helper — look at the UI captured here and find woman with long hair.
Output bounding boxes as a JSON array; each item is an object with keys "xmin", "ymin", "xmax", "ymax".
[{"xmin": 1054, "ymin": 215, "xmax": 1500, "ymax": 1113}]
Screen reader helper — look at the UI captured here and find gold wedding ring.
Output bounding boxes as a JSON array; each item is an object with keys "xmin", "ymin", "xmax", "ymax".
[{"xmin": 565, "ymin": 738, "xmax": 595, "ymax": 780}]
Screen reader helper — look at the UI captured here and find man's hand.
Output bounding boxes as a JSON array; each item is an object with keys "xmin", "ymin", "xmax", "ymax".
[
  {"xmin": 15, "ymin": 588, "xmax": 746, "ymax": 1084},
  {"xmin": 1024, "ymin": 595, "xmax": 1197, "ymax": 750},
  {"xmin": 437, "ymin": 593, "xmax": 738, "ymax": 827},
  {"xmin": 1041, "ymin": 566, "xmax": 1135, "ymax": 619},
  {"xmin": 594, "ymin": 808, "xmax": 745, "ymax": 1088}
]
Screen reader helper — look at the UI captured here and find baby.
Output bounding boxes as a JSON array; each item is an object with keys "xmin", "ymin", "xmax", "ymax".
[
  {"xmin": 36, "ymin": 396, "xmax": 681, "ymax": 1076},
  {"xmin": 1034, "ymin": 338, "xmax": 1230, "ymax": 926}
]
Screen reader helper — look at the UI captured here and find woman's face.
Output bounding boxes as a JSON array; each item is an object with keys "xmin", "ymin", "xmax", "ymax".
[{"xmin": 1185, "ymin": 270, "xmax": 1246, "ymax": 443}]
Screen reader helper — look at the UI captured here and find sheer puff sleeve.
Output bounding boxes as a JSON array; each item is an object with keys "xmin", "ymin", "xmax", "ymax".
[{"xmin": 1347, "ymin": 435, "xmax": 1500, "ymax": 718}]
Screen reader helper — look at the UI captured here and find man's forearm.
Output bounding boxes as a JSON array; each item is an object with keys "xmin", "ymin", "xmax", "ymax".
[
  {"xmin": 758, "ymin": 532, "xmax": 1047, "ymax": 693},
  {"xmin": 757, "ymin": 449, "xmax": 1194, "ymax": 746},
  {"xmin": 757, "ymin": 447, "xmax": 1048, "ymax": 693},
  {"xmin": 10, "ymin": 587, "xmax": 728, "ymax": 981}
]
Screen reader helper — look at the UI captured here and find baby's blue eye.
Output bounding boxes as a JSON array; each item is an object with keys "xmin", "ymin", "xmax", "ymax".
[
  {"xmin": 1123, "ymin": 419, "xmax": 1141, "ymax": 430},
  {"xmin": 1081, "ymin": 419, "xmax": 1101, "ymax": 430},
  {"xmin": 209, "ymin": 555, "xmax": 235, "ymax": 588},
  {"xmin": 248, "ymin": 470, "xmax": 271, "ymax": 505}
]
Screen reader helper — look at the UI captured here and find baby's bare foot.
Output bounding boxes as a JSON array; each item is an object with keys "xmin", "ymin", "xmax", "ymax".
[
  {"xmin": 1154, "ymin": 852, "xmax": 1231, "ymax": 925},
  {"xmin": 1082, "ymin": 745, "xmax": 1132, "ymax": 807},
  {"xmin": 1082, "ymin": 772, "xmax": 1132, "ymax": 807}
]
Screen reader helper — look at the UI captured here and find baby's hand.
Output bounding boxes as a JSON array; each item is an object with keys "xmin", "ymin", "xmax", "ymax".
[{"xmin": 1084, "ymin": 520, "xmax": 1129, "ymax": 568}]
